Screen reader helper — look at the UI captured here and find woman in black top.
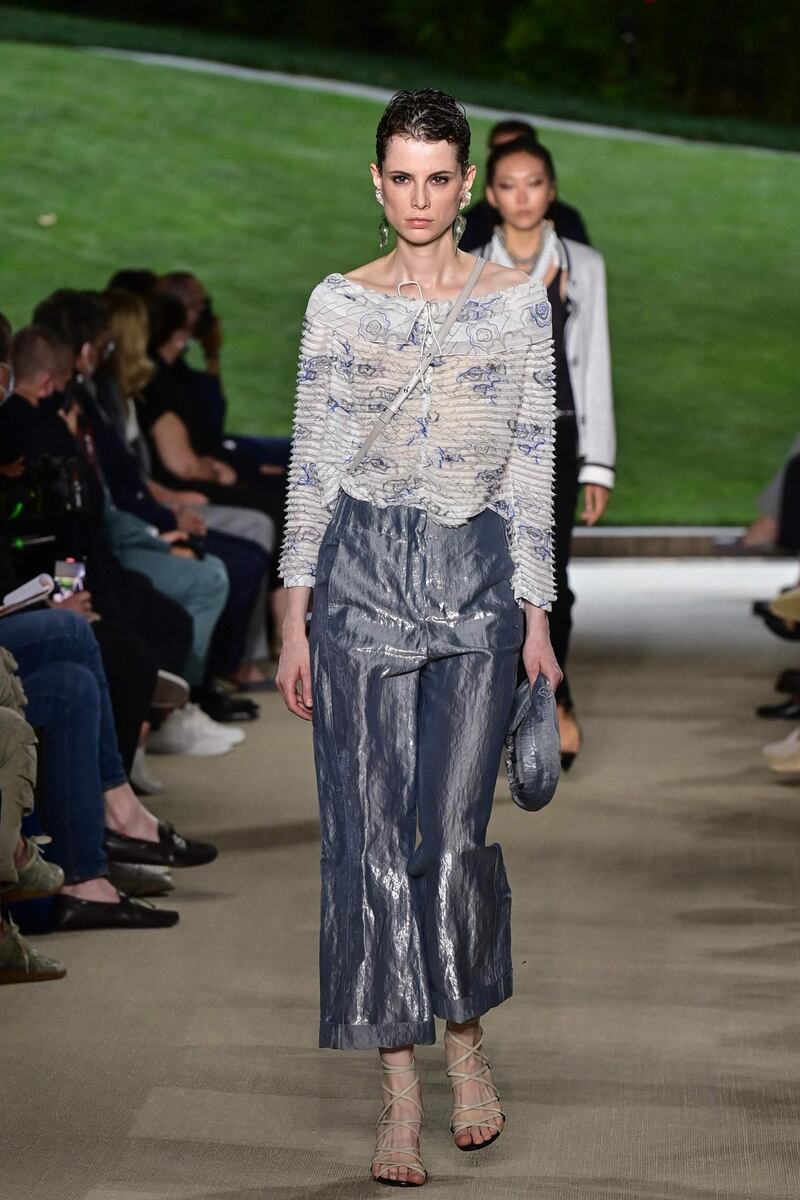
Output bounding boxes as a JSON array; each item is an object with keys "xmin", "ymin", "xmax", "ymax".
[
  {"xmin": 475, "ymin": 137, "xmax": 616, "ymax": 768},
  {"xmin": 138, "ymin": 294, "xmax": 288, "ymax": 646}
]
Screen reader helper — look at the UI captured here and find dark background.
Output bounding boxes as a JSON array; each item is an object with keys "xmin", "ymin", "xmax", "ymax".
[{"xmin": 13, "ymin": 0, "xmax": 800, "ymax": 124}]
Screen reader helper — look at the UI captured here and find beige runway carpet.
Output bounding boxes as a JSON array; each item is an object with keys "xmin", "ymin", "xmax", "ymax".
[{"xmin": 4, "ymin": 560, "xmax": 800, "ymax": 1200}]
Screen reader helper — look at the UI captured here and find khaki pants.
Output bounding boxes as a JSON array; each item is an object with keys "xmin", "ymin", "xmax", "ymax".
[{"xmin": 0, "ymin": 710, "xmax": 37, "ymax": 886}]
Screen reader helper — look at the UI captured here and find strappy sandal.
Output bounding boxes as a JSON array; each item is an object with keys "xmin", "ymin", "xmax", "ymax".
[
  {"xmin": 444, "ymin": 1025, "xmax": 506, "ymax": 1151},
  {"xmin": 371, "ymin": 1054, "xmax": 428, "ymax": 1187}
]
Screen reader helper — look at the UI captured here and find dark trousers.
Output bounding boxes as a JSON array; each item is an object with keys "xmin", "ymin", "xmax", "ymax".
[
  {"xmin": 225, "ymin": 434, "xmax": 290, "ymax": 470},
  {"xmin": 1, "ymin": 609, "xmax": 129, "ymax": 883},
  {"xmin": 205, "ymin": 528, "xmax": 269, "ymax": 677},
  {"xmin": 779, "ymin": 454, "xmax": 800, "ymax": 551},
  {"xmin": 102, "ymin": 565, "xmax": 193, "ymax": 679},
  {"xmin": 187, "ymin": 478, "xmax": 286, "ymax": 590},
  {"xmin": 92, "ymin": 621, "xmax": 158, "ymax": 775},
  {"xmin": 549, "ymin": 419, "xmax": 580, "ymax": 711}
]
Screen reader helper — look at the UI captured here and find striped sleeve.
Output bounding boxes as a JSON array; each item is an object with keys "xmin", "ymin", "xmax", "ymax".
[
  {"xmin": 507, "ymin": 334, "xmax": 557, "ymax": 610},
  {"xmin": 278, "ymin": 308, "xmax": 332, "ymax": 588}
]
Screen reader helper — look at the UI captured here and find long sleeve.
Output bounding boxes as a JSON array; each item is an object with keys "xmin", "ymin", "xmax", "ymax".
[
  {"xmin": 507, "ymin": 335, "xmax": 557, "ymax": 610},
  {"xmin": 574, "ymin": 250, "xmax": 616, "ymax": 490},
  {"xmin": 87, "ymin": 395, "xmax": 177, "ymax": 532},
  {"xmin": 278, "ymin": 309, "xmax": 333, "ymax": 587}
]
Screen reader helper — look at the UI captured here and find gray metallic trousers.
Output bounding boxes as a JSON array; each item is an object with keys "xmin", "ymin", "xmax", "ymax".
[{"xmin": 310, "ymin": 492, "xmax": 523, "ymax": 1050}]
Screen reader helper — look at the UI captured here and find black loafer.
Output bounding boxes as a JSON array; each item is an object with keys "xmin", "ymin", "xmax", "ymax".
[
  {"xmin": 107, "ymin": 861, "xmax": 175, "ymax": 897},
  {"xmin": 196, "ymin": 684, "xmax": 259, "ymax": 723},
  {"xmin": 104, "ymin": 821, "xmax": 218, "ymax": 869},
  {"xmin": 756, "ymin": 609, "xmax": 800, "ymax": 641},
  {"xmin": 50, "ymin": 893, "xmax": 179, "ymax": 931},
  {"xmin": 776, "ymin": 669, "xmax": 800, "ymax": 695},
  {"xmin": 756, "ymin": 698, "xmax": 800, "ymax": 719}
]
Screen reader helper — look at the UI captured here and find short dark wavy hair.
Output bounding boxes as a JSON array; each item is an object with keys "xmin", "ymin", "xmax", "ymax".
[{"xmin": 376, "ymin": 89, "xmax": 471, "ymax": 171}]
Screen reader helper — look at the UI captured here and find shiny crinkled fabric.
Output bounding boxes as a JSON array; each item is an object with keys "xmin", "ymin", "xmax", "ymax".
[{"xmin": 310, "ymin": 491, "xmax": 523, "ymax": 1050}]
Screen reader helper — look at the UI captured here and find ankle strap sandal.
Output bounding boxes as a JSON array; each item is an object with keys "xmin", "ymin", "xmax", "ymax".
[
  {"xmin": 371, "ymin": 1055, "xmax": 428, "ymax": 1187},
  {"xmin": 444, "ymin": 1026, "xmax": 506, "ymax": 1151}
]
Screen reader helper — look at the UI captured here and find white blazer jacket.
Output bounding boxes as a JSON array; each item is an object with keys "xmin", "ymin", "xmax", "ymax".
[{"xmin": 477, "ymin": 232, "xmax": 616, "ymax": 491}]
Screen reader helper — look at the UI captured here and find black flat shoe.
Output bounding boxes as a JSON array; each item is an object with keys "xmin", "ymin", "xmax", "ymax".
[
  {"xmin": 104, "ymin": 821, "xmax": 217, "ymax": 869},
  {"xmin": 756, "ymin": 609, "xmax": 800, "ymax": 642},
  {"xmin": 558, "ymin": 709, "xmax": 581, "ymax": 773},
  {"xmin": 776, "ymin": 669, "xmax": 800, "ymax": 695},
  {"xmin": 756, "ymin": 698, "xmax": 800, "ymax": 719},
  {"xmin": 50, "ymin": 893, "xmax": 179, "ymax": 931},
  {"xmin": 195, "ymin": 684, "xmax": 259, "ymax": 723},
  {"xmin": 107, "ymin": 861, "xmax": 175, "ymax": 897}
]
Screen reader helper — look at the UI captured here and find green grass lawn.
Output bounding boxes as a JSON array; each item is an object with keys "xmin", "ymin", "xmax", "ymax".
[{"xmin": 1, "ymin": 41, "xmax": 798, "ymax": 524}]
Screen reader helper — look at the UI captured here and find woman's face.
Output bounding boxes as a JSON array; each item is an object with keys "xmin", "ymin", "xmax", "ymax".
[
  {"xmin": 486, "ymin": 151, "xmax": 556, "ymax": 232},
  {"xmin": 370, "ymin": 137, "xmax": 476, "ymax": 246}
]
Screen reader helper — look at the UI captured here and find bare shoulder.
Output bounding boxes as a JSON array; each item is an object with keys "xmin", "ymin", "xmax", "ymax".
[
  {"xmin": 341, "ymin": 256, "xmax": 388, "ymax": 287},
  {"xmin": 474, "ymin": 259, "xmax": 530, "ymax": 297}
]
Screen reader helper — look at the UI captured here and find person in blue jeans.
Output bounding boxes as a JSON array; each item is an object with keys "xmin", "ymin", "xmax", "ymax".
[{"xmin": 1, "ymin": 608, "xmax": 217, "ymax": 932}]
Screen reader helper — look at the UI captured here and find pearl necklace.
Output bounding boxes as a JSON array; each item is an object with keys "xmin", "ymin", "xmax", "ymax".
[{"xmin": 499, "ymin": 219, "xmax": 560, "ymax": 280}]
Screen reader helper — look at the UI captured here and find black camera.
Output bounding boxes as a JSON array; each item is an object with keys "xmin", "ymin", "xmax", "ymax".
[{"xmin": 0, "ymin": 455, "xmax": 89, "ymax": 529}]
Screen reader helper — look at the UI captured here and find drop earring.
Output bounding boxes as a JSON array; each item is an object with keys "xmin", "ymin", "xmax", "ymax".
[
  {"xmin": 375, "ymin": 188, "xmax": 390, "ymax": 250},
  {"xmin": 453, "ymin": 192, "xmax": 471, "ymax": 246}
]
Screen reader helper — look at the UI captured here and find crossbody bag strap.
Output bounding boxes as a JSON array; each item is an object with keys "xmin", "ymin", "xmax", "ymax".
[{"xmin": 347, "ymin": 256, "xmax": 486, "ymax": 474}]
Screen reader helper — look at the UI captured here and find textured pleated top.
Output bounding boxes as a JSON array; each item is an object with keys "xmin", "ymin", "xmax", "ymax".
[{"xmin": 279, "ymin": 271, "xmax": 557, "ymax": 608}]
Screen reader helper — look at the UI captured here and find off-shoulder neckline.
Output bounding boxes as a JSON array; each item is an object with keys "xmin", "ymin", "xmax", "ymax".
[{"xmin": 325, "ymin": 271, "xmax": 541, "ymax": 307}]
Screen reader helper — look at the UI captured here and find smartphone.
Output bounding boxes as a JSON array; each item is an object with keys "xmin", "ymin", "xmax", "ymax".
[{"xmin": 54, "ymin": 558, "xmax": 86, "ymax": 599}]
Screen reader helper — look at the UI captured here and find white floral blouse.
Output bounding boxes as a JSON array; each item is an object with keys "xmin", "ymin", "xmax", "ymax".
[{"xmin": 279, "ymin": 272, "xmax": 557, "ymax": 608}]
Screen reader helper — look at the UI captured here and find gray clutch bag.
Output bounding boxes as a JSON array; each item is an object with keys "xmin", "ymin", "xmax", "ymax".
[{"xmin": 504, "ymin": 674, "xmax": 561, "ymax": 811}]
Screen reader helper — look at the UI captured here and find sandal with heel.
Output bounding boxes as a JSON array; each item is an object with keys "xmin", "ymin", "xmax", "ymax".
[
  {"xmin": 371, "ymin": 1054, "xmax": 428, "ymax": 1187},
  {"xmin": 444, "ymin": 1025, "xmax": 506, "ymax": 1151}
]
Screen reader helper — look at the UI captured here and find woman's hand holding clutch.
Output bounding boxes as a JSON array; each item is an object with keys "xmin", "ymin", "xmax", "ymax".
[{"xmin": 522, "ymin": 604, "xmax": 563, "ymax": 693}]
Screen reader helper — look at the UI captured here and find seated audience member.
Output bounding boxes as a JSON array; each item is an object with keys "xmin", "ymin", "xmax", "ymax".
[
  {"xmin": 732, "ymin": 431, "xmax": 800, "ymax": 553},
  {"xmin": 9, "ymin": 303, "xmax": 251, "ymax": 722},
  {"xmin": 0, "ymin": 313, "xmax": 186, "ymax": 768},
  {"xmin": 0, "ymin": 607, "xmax": 218, "ymax": 931},
  {"xmin": 34, "ymin": 290, "xmax": 264, "ymax": 713},
  {"xmin": 139, "ymin": 292, "xmax": 288, "ymax": 647},
  {"xmin": 0, "ymin": 646, "xmax": 65, "ymax": 983},
  {"xmin": 0, "ymin": 321, "xmax": 193, "ymax": 671},
  {"xmin": 460, "ymin": 119, "xmax": 591, "ymax": 253},
  {"xmin": 157, "ymin": 270, "xmax": 290, "ymax": 472},
  {"xmin": 0, "ymin": 522, "xmax": 162, "ymax": 778},
  {"xmin": 95, "ymin": 288, "xmax": 276, "ymax": 690}
]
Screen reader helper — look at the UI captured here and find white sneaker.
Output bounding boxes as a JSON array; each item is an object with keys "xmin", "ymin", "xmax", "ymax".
[
  {"xmin": 762, "ymin": 726, "xmax": 800, "ymax": 762},
  {"xmin": 130, "ymin": 746, "xmax": 165, "ymax": 795},
  {"xmin": 146, "ymin": 707, "xmax": 232, "ymax": 757},
  {"xmin": 185, "ymin": 703, "xmax": 246, "ymax": 746}
]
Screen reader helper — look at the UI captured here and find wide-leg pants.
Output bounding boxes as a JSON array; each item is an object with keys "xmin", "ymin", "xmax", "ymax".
[{"xmin": 310, "ymin": 492, "xmax": 524, "ymax": 1050}]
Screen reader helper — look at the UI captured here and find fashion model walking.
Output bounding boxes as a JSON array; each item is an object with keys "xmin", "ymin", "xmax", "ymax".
[
  {"xmin": 475, "ymin": 136, "xmax": 616, "ymax": 769},
  {"xmin": 277, "ymin": 90, "xmax": 560, "ymax": 1186}
]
